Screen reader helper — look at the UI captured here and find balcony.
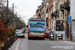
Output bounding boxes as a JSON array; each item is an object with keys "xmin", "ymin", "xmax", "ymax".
[
  {"xmin": 41, "ymin": 3, "xmax": 44, "ymax": 9},
  {"xmin": 55, "ymin": 10, "xmax": 59, "ymax": 16},
  {"xmin": 38, "ymin": 14, "xmax": 41, "ymax": 18},
  {"xmin": 51, "ymin": 10, "xmax": 59, "ymax": 19},
  {"xmin": 60, "ymin": 4, "xmax": 65, "ymax": 11},
  {"xmin": 64, "ymin": 2, "xmax": 70, "ymax": 12},
  {"xmin": 46, "ymin": 8, "xmax": 48, "ymax": 13},
  {"xmin": 60, "ymin": 2, "xmax": 70, "ymax": 12},
  {"xmin": 41, "ymin": 12, "xmax": 44, "ymax": 15},
  {"xmin": 51, "ymin": 12, "xmax": 56, "ymax": 19},
  {"xmin": 36, "ymin": 9, "xmax": 39, "ymax": 13}
]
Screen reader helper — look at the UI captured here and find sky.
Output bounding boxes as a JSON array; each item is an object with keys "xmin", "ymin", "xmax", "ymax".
[{"xmin": 9, "ymin": 0, "xmax": 42, "ymax": 25}]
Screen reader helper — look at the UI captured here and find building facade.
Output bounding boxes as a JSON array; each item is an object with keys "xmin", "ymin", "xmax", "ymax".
[{"xmin": 48, "ymin": 0, "xmax": 53, "ymax": 31}]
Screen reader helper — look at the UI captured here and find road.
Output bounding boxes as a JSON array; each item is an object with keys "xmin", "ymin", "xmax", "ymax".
[
  {"xmin": 28, "ymin": 40, "xmax": 75, "ymax": 50},
  {"xmin": 9, "ymin": 34, "xmax": 75, "ymax": 50},
  {"xmin": 9, "ymin": 34, "xmax": 28, "ymax": 50}
]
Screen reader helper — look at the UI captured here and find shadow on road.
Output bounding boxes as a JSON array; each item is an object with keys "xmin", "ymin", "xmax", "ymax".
[{"xmin": 28, "ymin": 38, "xmax": 44, "ymax": 40}]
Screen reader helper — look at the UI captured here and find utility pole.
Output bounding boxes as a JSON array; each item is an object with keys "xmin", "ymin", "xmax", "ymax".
[
  {"xmin": 0, "ymin": 0, "xmax": 3, "ymax": 18},
  {"xmin": 12, "ymin": 3, "xmax": 14, "ymax": 26},
  {"xmin": 15, "ymin": 12, "xmax": 17, "ymax": 28},
  {"xmin": 12, "ymin": 3, "xmax": 14, "ymax": 13},
  {"xmin": 63, "ymin": 10, "xmax": 64, "ymax": 19},
  {"xmin": 6, "ymin": 0, "xmax": 8, "ymax": 20}
]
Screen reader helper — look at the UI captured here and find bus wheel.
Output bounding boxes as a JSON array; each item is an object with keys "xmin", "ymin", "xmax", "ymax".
[
  {"xmin": 28, "ymin": 37, "xmax": 30, "ymax": 40},
  {"xmin": 42, "ymin": 38, "xmax": 44, "ymax": 40}
]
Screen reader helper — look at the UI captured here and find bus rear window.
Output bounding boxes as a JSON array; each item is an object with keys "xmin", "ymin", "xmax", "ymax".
[{"xmin": 30, "ymin": 21, "xmax": 45, "ymax": 28}]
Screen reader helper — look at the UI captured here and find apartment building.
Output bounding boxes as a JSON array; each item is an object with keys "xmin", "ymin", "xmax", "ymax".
[
  {"xmin": 45, "ymin": 0, "xmax": 49, "ymax": 30},
  {"xmin": 36, "ymin": 9, "xmax": 39, "ymax": 18},
  {"xmin": 48, "ymin": 0, "xmax": 53, "ymax": 31},
  {"xmin": 51, "ymin": 0, "xmax": 70, "ymax": 38},
  {"xmin": 36, "ymin": 0, "xmax": 70, "ymax": 38},
  {"xmin": 60, "ymin": 0, "xmax": 70, "ymax": 38}
]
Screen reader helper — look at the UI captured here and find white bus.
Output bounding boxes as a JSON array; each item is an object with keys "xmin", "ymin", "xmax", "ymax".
[{"xmin": 28, "ymin": 18, "xmax": 46, "ymax": 39}]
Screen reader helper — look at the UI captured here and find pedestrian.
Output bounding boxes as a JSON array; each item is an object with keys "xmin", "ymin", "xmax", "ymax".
[{"xmin": 49, "ymin": 31, "xmax": 51, "ymax": 40}]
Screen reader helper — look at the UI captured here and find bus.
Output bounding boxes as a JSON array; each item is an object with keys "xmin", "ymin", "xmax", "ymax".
[{"xmin": 28, "ymin": 18, "xmax": 46, "ymax": 39}]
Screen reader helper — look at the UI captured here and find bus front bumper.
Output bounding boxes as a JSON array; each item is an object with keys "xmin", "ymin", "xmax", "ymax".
[{"xmin": 28, "ymin": 34, "xmax": 45, "ymax": 38}]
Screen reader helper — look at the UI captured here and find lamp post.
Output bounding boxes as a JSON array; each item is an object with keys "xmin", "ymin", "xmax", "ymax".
[
  {"xmin": 0, "ymin": 0, "xmax": 4, "ymax": 18},
  {"xmin": 6, "ymin": 0, "xmax": 8, "ymax": 20}
]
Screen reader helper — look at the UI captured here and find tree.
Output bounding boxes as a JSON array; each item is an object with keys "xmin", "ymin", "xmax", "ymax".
[{"xmin": 0, "ymin": 18, "xmax": 8, "ymax": 41}]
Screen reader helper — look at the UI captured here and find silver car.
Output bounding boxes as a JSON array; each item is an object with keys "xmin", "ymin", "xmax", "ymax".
[{"xmin": 15, "ymin": 30, "xmax": 25, "ymax": 38}]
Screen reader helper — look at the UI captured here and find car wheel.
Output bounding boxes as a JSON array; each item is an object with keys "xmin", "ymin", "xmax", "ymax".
[{"xmin": 22, "ymin": 36, "xmax": 24, "ymax": 38}]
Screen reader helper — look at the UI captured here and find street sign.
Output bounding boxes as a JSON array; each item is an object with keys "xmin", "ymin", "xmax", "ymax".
[{"xmin": 68, "ymin": 16, "xmax": 71, "ymax": 24}]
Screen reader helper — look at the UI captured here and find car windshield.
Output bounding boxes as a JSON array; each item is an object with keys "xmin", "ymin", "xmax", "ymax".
[
  {"xmin": 16, "ymin": 30, "xmax": 20, "ymax": 32},
  {"xmin": 18, "ymin": 30, "xmax": 23, "ymax": 33},
  {"xmin": 30, "ymin": 21, "xmax": 45, "ymax": 28},
  {"xmin": 16, "ymin": 30, "xmax": 23, "ymax": 33}
]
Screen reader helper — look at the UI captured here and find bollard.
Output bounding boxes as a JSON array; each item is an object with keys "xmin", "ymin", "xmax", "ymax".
[
  {"xmin": 4, "ymin": 41, "xmax": 8, "ymax": 50},
  {"xmin": 10, "ymin": 38, "xmax": 13, "ymax": 45},
  {"xmin": 61, "ymin": 34, "xmax": 63, "ymax": 40},
  {"xmin": 6, "ymin": 40, "xmax": 9, "ymax": 49},
  {"xmin": 53, "ymin": 34, "xmax": 54, "ymax": 40},
  {"xmin": 49, "ymin": 35, "xmax": 51, "ymax": 40},
  {"xmin": 1, "ymin": 46, "xmax": 7, "ymax": 50},
  {"xmin": 8, "ymin": 39, "xmax": 11, "ymax": 47},
  {"xmin": 55, "ymin": 34, "xmax": 57, "ymax": 40},
  {"xmin": 71, "ymin": 34, "xmax": 72, "ymax": 41}
]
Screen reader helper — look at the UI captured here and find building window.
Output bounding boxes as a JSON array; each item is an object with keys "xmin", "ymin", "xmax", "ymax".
[
  {"xmin": 46, "ymin": 7, "xmax": 48, "ymax": 13},
  {"xmin": 51, "ymin": 22, "xmax": 52, "ymax": 28},
  {"xmin": 58, "ymin": 0, "xmax": 59, "ymax": 2},
  {"xmin": 49, "ymin": 7, "xmax": 50, "ymax": 10},
  {"xmin": 51, "ymin": 5, "xmax": 53, "ymax": 8},
  {"xmin": 49, "ymin": 22, "xmax": 50, "ymax": 29}
]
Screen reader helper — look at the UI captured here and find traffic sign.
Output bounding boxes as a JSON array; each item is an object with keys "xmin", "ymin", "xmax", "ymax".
[{"xmin": 68, "ymin": 16, "xmax": 71, "ymax": 24}]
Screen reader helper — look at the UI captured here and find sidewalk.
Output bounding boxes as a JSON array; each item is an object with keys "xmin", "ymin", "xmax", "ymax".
[{"xmin": 70, "ymin": 41, "xmax": 75, "ymax": 43}]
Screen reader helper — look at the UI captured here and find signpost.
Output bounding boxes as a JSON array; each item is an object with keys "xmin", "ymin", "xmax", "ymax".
[
  {"xmin": 68, "ymin": 16, "xmax": 71, "ymax": 40},
  {"xmin": 68, "ymin": 16, "xmax": 71, "ymax": 24}
]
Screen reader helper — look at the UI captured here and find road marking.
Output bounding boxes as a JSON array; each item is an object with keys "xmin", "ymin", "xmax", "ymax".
[{"xmin": 15, "ymin": 39, "xmax": 21, "ymax": 50}]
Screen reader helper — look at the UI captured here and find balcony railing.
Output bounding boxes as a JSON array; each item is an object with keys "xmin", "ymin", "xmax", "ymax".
[
  {"xmin": 51, "ymin": 12, "xmax": 56, "ymax": 19},
  {"xmin": 51, "ymin": 10, "xmax": 59, "ymax": 19},
  {"xmin": 60, "ymin": 2, "xmax": 70, "ymax": 11},
  {"xmin": 46, "ymin": 8, "xmax": 48, "ymax": 13},
  {"xmin": 64, "ymin": 2, "xmax": 70, "ymax": 12},
  {"xmin": 60, "ymin": 4, "xmax": 65, "ymax": 11}
]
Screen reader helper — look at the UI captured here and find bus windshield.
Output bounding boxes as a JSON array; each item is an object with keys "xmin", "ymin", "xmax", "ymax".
[{"xmin": 30, "ymin": 21, "xmax": 45, "ymax": 28}]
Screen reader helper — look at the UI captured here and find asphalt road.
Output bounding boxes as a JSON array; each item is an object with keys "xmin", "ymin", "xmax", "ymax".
[
  {"xmin": 28, "ymin": 40, "xmax": 75, "ymax": 50},
  {"xmin": 9, "ymin": 34, "xmax": 28, "ymax": 50},
  {"xmin": 9, "ymin": 34, "xmax": 75, "ymax": 50}
]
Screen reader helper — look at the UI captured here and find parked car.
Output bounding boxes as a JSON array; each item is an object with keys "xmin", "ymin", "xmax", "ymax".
[
  {"xmin": 15, "ymin": 30, "xmax": 20, "ymax": 35},
  {"xmin": 15, "ymin": 29, "xmax": 25, "ymax": 38},
  {"xmin": 45, "ymin": 31, "xmax": 50, "ymax": 38}
]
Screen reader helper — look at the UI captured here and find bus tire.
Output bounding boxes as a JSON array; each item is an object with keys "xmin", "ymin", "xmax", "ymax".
[
  {"xmin": 28, "ymin": 37, "xmax": 30, "ymax": 40},
  {"xmin": 42, "ymin": 38, "xmax": 44, "ymax": 40}
]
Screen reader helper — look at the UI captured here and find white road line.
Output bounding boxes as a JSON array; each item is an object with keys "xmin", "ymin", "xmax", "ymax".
[{"xmin": 15, "ymin": 39, "xmax": 21, "ymax": 50}]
